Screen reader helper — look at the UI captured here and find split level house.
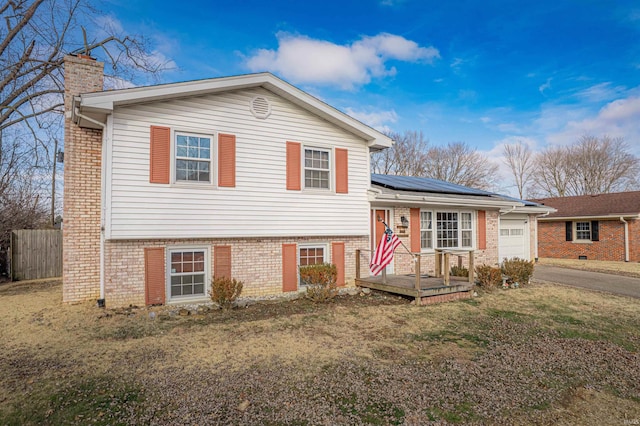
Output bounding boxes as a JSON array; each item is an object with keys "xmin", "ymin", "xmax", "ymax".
[
  {"xmin": 535, "ymin": 192, "xmax": 640, "ymax": 262},
  {"xmin": 63, "ymin": 54, "xmax": 553, "ymax": 308}
]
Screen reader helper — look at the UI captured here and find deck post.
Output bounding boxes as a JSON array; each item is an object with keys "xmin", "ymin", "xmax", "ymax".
[
  {"xmin": 435, "ymin": 249, "xmax": 442, "ymax": 277},
  {"xmin": 355, "ymin": 249, "xmax": 361, "ymax": 280},
  {"xmin": 415, "ymin": 254, "xmax": 421, "ymax": 304},
  {"xmin": 444, "ymin": 252, "xmax": 450, "ymax": 285},
  {"xmin": 382, "ymin": 268, "xmax": 387, "ymax": 284},
  {"xmin": 468, "ymin": 250, "xmax": 474, "ymax": 284}
]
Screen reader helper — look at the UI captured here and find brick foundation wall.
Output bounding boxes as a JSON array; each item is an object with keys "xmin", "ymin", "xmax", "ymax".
[
  {"xmin": 104, "ymin": 236, "xmax": 368, "ymax": 308},
  {"xmin": 391, "ymin": 208, "xmax": 501, "ymax": 277},
  {"xmin": 62, "ymin": 55, "xmax": 105, "ymax": 304},
  {"xmin": 537, "ymin": 219, "xmax": 636, "ymax": 261}
]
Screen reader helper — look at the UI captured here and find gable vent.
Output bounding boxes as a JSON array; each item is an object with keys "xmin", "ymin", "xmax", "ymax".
[{"xmin": 250, "ymin": 96, "xmax": 272, "ymax": 119}]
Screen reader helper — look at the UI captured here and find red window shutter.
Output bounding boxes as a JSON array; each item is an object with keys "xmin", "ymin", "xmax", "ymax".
[
  {"xmin": 282, "ymin": 243, "xmax": 298, "ymax": 292},
  {"xmin": 478, "ymin": 210, "xmax": 487, "ymax": 250},
  {"xmin": 286, "ymin": 141, "xmax": 301, "ymax": 190},
  {"xmin": 218, "ymin": 133, "xmax": 236, "ymax": 187},
  {"xmin": 410, "ymin": 208, "xmax": 421, "ymax": 253},
  {"xmin": 332, "ymin": 242, "xmax": 345, "ymax": 286},
  {"xmin": 150, "ymin": 126, "xmax": 170, "ymax": 184},
  {"xmin": 335, "ymin": 148, "xmax": 348, "ymax": 194},
  {"xmin": 214, "ymin": 245, "xmax": 232, "ymax": 279},
  {"xmin": 144, "ymin": 247, "xmax": 165, "ymax": 305}
]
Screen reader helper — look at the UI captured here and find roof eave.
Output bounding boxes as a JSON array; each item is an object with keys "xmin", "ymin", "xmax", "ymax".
[
  {"xmin": 77, "ymin": 73, "xmax": 392, "ymax": 147},
  {"xmin": 371, "ymin": 192, "xmax": 522, "ymax": 209},
  {"xmin": 539, "ymin": 213, "xmax": 640, "ymax": 221}
]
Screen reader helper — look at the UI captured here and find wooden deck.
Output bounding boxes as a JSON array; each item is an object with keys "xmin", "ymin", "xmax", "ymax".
[
  {"xmin": 354, "ymin": 249, "xmax": 475, "ymax": 304},
  {"xmin": 355, "ymin": 274, "xmax": 472, "ymax": 299}
]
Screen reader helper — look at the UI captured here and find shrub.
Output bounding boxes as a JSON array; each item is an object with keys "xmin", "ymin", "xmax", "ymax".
[
  {"xmin": 210, "ymin": 276, "xmax": 243, "ymax": 309},
  {"xmin": 450, "ymin": 265, "xmax": 469, "ymax": 277},
  {"xmin": 501, "ymin": 257, "xmax": 535, "ymax": 286},
  {"xmin": 299, "ymin": 263, "xmax": 338, "ymax": 303},
  {"xmin": 474, "ymin": 264, "xmax": 502, "ymax": 291}
]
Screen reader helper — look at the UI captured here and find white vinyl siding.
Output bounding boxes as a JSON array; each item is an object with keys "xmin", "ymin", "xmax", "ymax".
[{"xmin": 106, "ymin": 88, "xmax": 370, "ymax": 239}]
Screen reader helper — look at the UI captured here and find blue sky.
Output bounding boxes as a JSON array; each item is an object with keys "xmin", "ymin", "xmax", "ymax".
[{"xmin": 101, "ymin": 0, "xmax": 640, "ymax": 192}]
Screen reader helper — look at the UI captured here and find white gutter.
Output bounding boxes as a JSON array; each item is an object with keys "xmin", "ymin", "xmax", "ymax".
[
  {"xmin": 74, "ymin": 105, "xmax": 107, "ymax": 303},
  {"xmin": 372, "ymin": 193, "xmax": 520, "ymax": 209},
  {"xmin": 500, "ymin": 205, "xmax": 518, "ymax": 215},
  {"xmin": 620, "ymin": 217, "xmax": 630, "ymax": 262}
]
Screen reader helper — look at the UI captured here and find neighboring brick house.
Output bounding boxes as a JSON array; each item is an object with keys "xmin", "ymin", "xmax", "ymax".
[
  {"xmin": 63, "ymin": 54, "xmax": 552, "ymax": 308},
  {"xmin": 535, "ymin": 192, "xmax": 640, "ymax": 262}
]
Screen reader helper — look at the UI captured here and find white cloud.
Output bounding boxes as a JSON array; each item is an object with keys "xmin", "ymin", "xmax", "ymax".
[
  {"xmin": 344, "ymin": 108, "xmax": 398, "ymax": 133},
  {"xmin": 574, "ymin": 82, "xmax": 627, "ymax": 103},
  {"xmin": 539, "ymin": 77, "xmax": 552, "ymax": 94},
  {"xmin": 245, "ymin": 32, "xmax": 439, "ymax": 89},
  {"xmin": 547, "ymin": 94, "xmax": 640, "ymax": 154}
]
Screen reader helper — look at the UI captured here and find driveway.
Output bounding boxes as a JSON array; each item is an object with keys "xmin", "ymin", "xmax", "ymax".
[{"xmin": 533, "ymin": 265, "xmax": 640, "ymax": 299}]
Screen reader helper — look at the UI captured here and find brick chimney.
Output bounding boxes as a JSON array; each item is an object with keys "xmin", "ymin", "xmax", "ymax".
[{"xmin": 62, "ymin": 54, "xmax": 104, "ymax": 304}]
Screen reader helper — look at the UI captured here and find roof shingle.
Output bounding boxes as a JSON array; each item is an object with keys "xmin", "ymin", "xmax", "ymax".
[{"xmin": 533, "ymin": 191, "xmax": 640, "ymax": 218}]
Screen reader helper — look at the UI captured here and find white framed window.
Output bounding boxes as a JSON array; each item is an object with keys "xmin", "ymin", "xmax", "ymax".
[
  {"xmin": 461, "ymin": 212, "xmax": 472, "ymax": 247},
  {"xmin": 437, "ymin": 212, "xmax": 459, "ymax": 248},
  {"xmin": 420, "ymin": 211, "xmax": 433, "ymax": 249},
  {"xmin": 304, "ymin": 147, "xmax": 330, "ymax": 190},
  {"xmin": 175, "ymin": 132, "xmax": 212, "ymax": 183},
  {"xmin": 421, "ymin": 210, "xmax": 475, "ymax": 250},
  {"xmin": 299, "ymin": 244, "xmax": 327, "ymax": 266},
  {"xmin": 575, "ymin": 221, "xmax": 591, "ymax": 241},
  {"xmin": 298, "ymin": 243, "xmax": 328, "ymax": 287},
  {"xmin": 168, "ymin": 247, "xmax": 210, "ymax": 300}
]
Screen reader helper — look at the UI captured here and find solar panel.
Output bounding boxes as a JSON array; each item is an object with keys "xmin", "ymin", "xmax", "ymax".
[{"xmin": 371, "ymin": 174, "xmax": 493, "ymax": 196}]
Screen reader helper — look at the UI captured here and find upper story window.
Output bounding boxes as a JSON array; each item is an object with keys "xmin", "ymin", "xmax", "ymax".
[
  {"xmin": 575, "ymin": 221, "xmax": 591, "ymax": 240},
  {"xmin": 175, "ymin": 133, "xmax": 211, "ymax": 182},
  {"xmin": 304, "ymin": 148, "xmax": 330, "ymax": 189}
]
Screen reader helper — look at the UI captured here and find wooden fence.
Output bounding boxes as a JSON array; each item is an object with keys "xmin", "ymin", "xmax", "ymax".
[{"xmin": 10, "ymin": 229, "xmax": 63, "ymax": 281}]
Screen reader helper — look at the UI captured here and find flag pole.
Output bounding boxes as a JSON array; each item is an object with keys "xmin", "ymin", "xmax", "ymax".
[{"xmin": 378, "ymin": 218, "xmax": 417, "ymax": 261}]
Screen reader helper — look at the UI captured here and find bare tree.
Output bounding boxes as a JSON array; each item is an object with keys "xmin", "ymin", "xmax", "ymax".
[
  {"xmin": 423, "ymin": 141, "xmax": 499, "ymax": 190},
  {"xmin": 0, "ymin": 0, "xmax": 170, "ymax": 276},
  {"xmin": 503, "ymin": 141, "xmax": 535, "ymax": 199},
  {"xmin": 371, "ymin": 130, "xmax": 429, "ymax": 176},
  {"xmin": 534, "ymin": 136, "xmax": 640, "ymax": 197}
]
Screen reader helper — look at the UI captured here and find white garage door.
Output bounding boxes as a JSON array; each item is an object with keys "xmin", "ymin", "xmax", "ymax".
[{"xmin": 499, "ymin": 219, "xmax": 529, "ymax": 261}]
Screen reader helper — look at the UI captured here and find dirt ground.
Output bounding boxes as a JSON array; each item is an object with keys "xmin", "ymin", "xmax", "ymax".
[{"xmin": 1, "ymin": 277, "xmax": 639, "ymax": 425}]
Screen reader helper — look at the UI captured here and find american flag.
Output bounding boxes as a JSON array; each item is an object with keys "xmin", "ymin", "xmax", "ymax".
[{"xmin": 369, "ymin": 229, "xmax": 401, "ymax": 276}]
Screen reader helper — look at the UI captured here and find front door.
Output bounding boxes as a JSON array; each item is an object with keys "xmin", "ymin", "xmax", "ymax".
[{"xmin": 370, "ymin": 209, "xmax": 393, "ymax": 274}]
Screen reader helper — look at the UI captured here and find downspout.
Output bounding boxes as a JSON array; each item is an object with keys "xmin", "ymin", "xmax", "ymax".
[
  {"xmin": 535, "ymin": 211, "xmax": 551, "ymax": 262},
  {"xmin": 620, "ymin": 217, "xmax": 630, "ymax": 262},
  {"xmin": 500, "ymin": 205, "xmax": 518, "ymax": 215},
  {"xmin": 74, "ymin": 106, "xmax": 107, "ymax": 304}
]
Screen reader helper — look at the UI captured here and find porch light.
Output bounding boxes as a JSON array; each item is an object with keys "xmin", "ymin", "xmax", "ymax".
[{"xmin": 400, "ymin": 216, "xmax": 409, "ymax": 227}]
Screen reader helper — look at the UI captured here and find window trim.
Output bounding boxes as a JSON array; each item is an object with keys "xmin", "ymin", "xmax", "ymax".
[
  {"xmin": 419, "ymin": 209, "xmax": 476, "ymax": 251},
  {"xmin": 166, "ymin": 246, "xmax": 211, "ymax": 303},
  {"xmin": 303, "ymin": 146, "xmax": 332, "ymax": 191},
  {"xmin": 298, "ymin": 243, "xmax": 328, "ymax": 286},
  {"xmin": 574, "ymin": 221, "xmax": 592, "ymax": 242},
  {"xmin": 172, "ymin": 129, "xmax": 215, "ymax": 186}
]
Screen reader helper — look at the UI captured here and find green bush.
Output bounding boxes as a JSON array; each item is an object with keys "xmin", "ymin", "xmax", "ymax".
[
  {"xmin": 209, "ymin": 276, "xmax": 243, "ymax": 309},
  {"xmin": 450, "ymin": 265, "xmax": 469, "ymax": 277},
  {"xmin": 474, "ymin": 264, "xmax": 502, "ymax": 291},
  {"xmin": 299, "ymin": 263, "xmax": 338, "ymax": 303},
  {"xmin": 501, "ymin": 257, "xmax": 534, "ymax": 286}
]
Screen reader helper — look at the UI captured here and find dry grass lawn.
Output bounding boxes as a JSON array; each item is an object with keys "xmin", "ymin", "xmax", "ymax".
[
  {"xmin": 538, "ymin": 257, "xmax": 640, "ymax": 278},
  {"xmin": 1, "ymin": 278, "xmax": 639, "ymax": 425}
]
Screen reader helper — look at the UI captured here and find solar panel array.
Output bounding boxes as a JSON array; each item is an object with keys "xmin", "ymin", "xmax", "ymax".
[{"xmin": 370, "ymin": 174, "xmax": 542, "ymax": 206}]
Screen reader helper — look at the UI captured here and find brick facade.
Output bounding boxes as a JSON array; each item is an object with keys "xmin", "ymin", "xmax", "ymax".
[
  {"xmin": 538, "ymin": 219, "xmax": 639, "ymax": 262},
  {"xmin": 104, "ymin": 236, "xmax": 368, "ymax": 307},
  {"xmin": 62, "ymin": 55, "xmax": 104, "ymax": 303},
  {"xmin": 390, "ymin": 207, "xmax": 502, "ymax": 276}
]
